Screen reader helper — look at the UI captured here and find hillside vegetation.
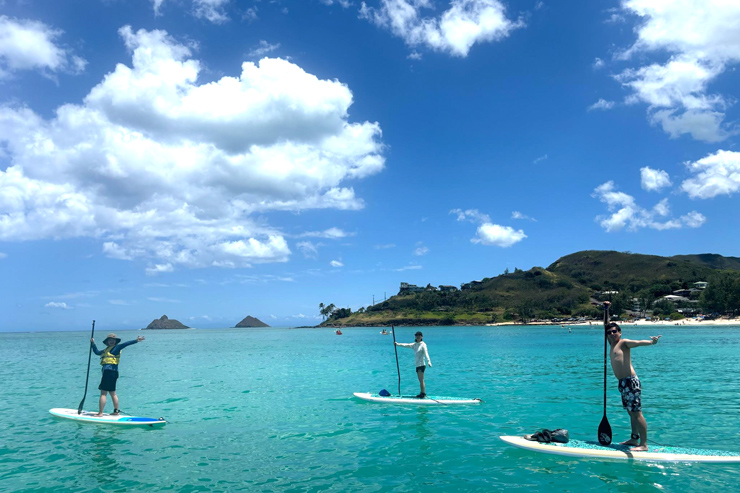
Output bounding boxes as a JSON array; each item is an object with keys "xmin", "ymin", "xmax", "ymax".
[{"xmin": 320, "ymin": 250, "xmax": 740, "ymax": 327}]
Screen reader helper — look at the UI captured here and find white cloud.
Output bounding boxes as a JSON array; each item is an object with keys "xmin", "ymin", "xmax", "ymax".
[
  {"xmin": 593, "ymin": 181, "xmax": 704, "ymax": 232},
  {"xmin": 413, "ymin": 245, "xmax": 428, "ymax": 256},
  {"xmin": 450, "ymin": 208, "xmax": 490, "ymax": 223},
  {"xmin": 152, "ymin": 0, "xmax": 231, "ymax": 23},
  {"xmin": 407, "ymin": 51, "xmax": 422, "ymax": 60},
  {"xmin": 0, "ymin": 252, "xmax": 6, "ymax": 259},
  {"xmin": 152, "ymin": 0, "xmax": 167, "ymax": 15},
  {"xmin": 640, "ymin": 166, "xmax": 671, "ymax": 192},
  {"xmin": 320, "ymin": 0, "xmax": 353, "ymax": 7},
  {"xmin": 593, "ymin": 57, "xmax": 605, "ymax": 69},
  {"xmin": 588, "ymin": 99, "xmax": 615, "ymax": 111},
  {"xmin": 0, "ymin": 27, "xmax": 384, "ymax": 273},
  {"xmin": 330, "ymin": 259, "xmax": 344, "ymax": 267},
  {"xmin": 193, "ymin": 0, "xmax": 230, "ymax": 23},
  {"xmin": 611, "ymin": 1, "xmax": 740, "ymax": 142},
  {"xmin": 374, "ymin": 243, "xmax": 395, "ymax": 249},
  {"xmin": 242, "ymin": 8, "xmax": 258, "ymax": 22},
  {"xmin": 511, "ymin": 211, "xmax": 535, "ymax": 221},
  {"xmin": 146, "ymin": 263, "xmax": 175, "ymax": 276},
  {"xmin": 359, "ymin": 0, "xmax": 524, "ymax": 57},
  {"xmin": 0, "ymin": 15, "xmax": 86, "ymax": 78},
  {"xmin": 682, "ymin": 211, "xmax": 707, "ymax": 228},
  {"xmin": 394, "ymin": 264, "xmax": 422, "ymax": 271},
  {"xmin": 45, "ymin": 301, "xmax": 70, "ymax": 309},
  {"xmin": 298, "ymin": 227, "xmax": 353, "ymax": 239},
  {"xmin": 297, "ymin": 241, "xmax": 319, "ymax": 259},
  {"xmin": 147, "ymin": 296, "xmax": 181, "ymax": 303},
  {"xmin": 472, "ymin": 223, "xmax": 526, "ymax": 247},
  {"xmin": 533, "ymin": 154, "xmax": 548, "ymax": 163},
  {"xmin": 452, "ymin": 207, "xmax": 525, "ymax": 247},
  {"xmin": 248, "ymin": 40, "xmax": 280, "ymax": 58},
  {"xmin": 681, "ymin": 150, "xmax": 740, "ymax": 199}
]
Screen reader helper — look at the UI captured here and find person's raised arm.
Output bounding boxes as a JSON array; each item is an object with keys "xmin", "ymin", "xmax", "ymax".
[
  {"xmin": 624, "ymin": 336, "xmax": 662, "ymax": 349},
  {"xmin": 603, "ymin": 301, "xmax": 611, "ymax": 328},
  {"xmin": 394, "ymin": 342, "xmax": 413, "ymax": 348},
  {"xmin": 111, "ymin": 336, "xmax": 145, "ymax": 355}
]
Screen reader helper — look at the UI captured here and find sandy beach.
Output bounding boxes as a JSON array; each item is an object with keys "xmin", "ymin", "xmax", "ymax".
[{"xmin": 490, "ymin": 318, "xmax": 740, "ymax": 327}]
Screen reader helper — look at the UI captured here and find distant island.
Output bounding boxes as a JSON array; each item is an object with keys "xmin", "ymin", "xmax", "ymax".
[
  {"xmin": 143, "ymin": 315, "xmax": 190, "ymax": 330},
  {"xmin": 235, "ymin": 315, "xmax": 269, "ymax": 328}
]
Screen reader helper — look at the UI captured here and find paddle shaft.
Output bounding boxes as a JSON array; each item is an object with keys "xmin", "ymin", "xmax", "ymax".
[
  {"xmin": 391, "ymin": 325, "xmax": 400, "ymax": 396},
  {"xmin": 603, "ymin": 305, "xmax": 609, "ymax": 411},
  {"xmin": 597, "ymin": 305, "xmax": 613, "ymax": 445},
  {"xmin": 78, "ymin": 320, "xmax": 96, "ymax": 414}
]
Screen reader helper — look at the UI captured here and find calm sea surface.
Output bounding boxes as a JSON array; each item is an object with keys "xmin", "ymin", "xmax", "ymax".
[{"xmin": 1, "ymin": 325, "xmax": 739, "ymax": 492}]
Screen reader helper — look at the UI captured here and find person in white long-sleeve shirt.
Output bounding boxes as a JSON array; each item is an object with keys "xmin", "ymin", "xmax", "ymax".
[{"xmin": 395, "ymin": 331, "xmax": 432, "ymax": 398}]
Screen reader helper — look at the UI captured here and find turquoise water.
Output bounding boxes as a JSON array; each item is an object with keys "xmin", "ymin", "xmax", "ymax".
[{"xmin": 1, "ymin": 325, "xmax": 739, "ymax": 492}]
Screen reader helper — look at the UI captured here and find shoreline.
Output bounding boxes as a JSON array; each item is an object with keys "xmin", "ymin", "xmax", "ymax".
[{"xmin": 488, "ymin": 318, "xmax": 740, "ymax": 327}]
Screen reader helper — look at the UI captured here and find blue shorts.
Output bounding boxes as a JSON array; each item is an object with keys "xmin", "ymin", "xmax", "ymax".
[{"xmin": 416, "ymin": 366, "xmax": 426, "ymax": 373}]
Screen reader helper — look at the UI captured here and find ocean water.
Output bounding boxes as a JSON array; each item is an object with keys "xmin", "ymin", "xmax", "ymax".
[{"xmin": 1, "ymin": 325, "xmax": 739, "ymax": 492}]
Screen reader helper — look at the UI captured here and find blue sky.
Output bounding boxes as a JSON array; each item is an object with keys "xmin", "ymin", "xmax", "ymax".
[{"xmin": 1, "ymin": 0, "xmax": 739, "ymax": 331}]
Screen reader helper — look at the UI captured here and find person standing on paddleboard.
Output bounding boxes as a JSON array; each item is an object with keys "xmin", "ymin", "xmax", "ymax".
[
  {"xmin": 603, "ymin": 301, "xmax": 661, "ymax": 452},
  {"xmin": 395, "ymin": 331, "xmax": 432, "ymax": 398},
  {"xmin": 90, "ymin": 333, "xmax": 145, "ymax": 416}
]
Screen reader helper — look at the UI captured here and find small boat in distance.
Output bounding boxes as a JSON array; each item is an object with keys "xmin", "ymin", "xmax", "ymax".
[
  {"xmin": 336, "ymin": 329, "xmax": 343, "ymax": 335},
  {"xmin": 380, "ymin": 329, "xmax": 389, "ymax": 335}
]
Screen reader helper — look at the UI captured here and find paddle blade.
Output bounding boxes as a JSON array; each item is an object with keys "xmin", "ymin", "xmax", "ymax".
[
  {"xmin": 77, "ymin": 398, "xmax": 85, "ymax": 414},
  {"xmin": 598, "ymin": 414, "xmax": 612, "ymax": 445}
]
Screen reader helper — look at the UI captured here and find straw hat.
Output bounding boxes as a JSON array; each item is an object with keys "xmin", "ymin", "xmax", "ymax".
[{"xmin": 103, "ymin": 333, "xmax": 121, "ymax": 345}]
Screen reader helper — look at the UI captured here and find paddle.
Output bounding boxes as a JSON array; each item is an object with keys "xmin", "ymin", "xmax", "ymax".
[
  {"xmin": 78, "ymin": 320, "xmax": 96, "ymax": 415},
  {"xmin": 598, "ymin": 304, "xmax": 612, "ymax": 445},
  {"xmin": 391, "ymin": 325, "xmax": 400, "ymax": 396}
]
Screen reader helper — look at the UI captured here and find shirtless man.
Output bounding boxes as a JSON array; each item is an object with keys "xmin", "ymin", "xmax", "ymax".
[{"xmin": 603, "ymin": 301, "xmax": 661, "ymax": 451}]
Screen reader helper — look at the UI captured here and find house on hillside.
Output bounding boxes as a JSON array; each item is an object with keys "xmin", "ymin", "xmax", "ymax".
[
  {"xmin": 674, "ymin": 288, "xmax": 704, "ymax": 300},
  {"xmin": 694, "ymin": 281, "xmax": 708, "ymax": 289},
  {"xmin": 661, "ymin": 294, "xmax": 690, "ymax": 303},
  {"xmin": 461, "ymin": 280, "xmax": 483, "ymax": 290},
  {"xmin": 439, "ymin": 285, "xmax": 458, "ymax": 292},
  {"xmin": 399, "ymin": 282, "xmax": 425, "ymax": 295}
]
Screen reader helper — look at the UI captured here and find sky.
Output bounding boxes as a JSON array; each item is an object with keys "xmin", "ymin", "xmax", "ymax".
[{"xmin": 1, "ymin": 0, "xmax": 739, "ymax": 331}]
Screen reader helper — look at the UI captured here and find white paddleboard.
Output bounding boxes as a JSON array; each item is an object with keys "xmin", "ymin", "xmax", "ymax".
[
  {"xmin": 500, "ymin": 436, "xmax": 740, "ymax": 463},
  {"xmin": 49, "ymin": 408, "xmax": 167, "ymax": 427},
  {"xmin": 353, "ymin": 392, "xmax": 482, "ymax": 405}
]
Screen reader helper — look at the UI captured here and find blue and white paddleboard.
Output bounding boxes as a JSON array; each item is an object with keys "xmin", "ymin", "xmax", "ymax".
[
  {"xmin": 49, "ymin": 408, "xmax": 167, "ymax": 427},
  {"xmin": 353, "ymin": 392, "xmax": 482, "ymax": 405},
  {"xmin": 500, "ymin": 435, "xmax": 740, "ymax": 463}
]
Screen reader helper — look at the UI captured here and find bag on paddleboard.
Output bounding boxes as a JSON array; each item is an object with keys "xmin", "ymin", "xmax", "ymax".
[
  {"xmin": 524, "ymin": 428, "xmax": 569, "ymax": 444},
  {"xmin": 379, "ymin": 389, "xmax": 391, "ymax": 396}
]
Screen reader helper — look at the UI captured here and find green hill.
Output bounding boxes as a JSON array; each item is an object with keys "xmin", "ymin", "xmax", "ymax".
[{"xmin": 321, "ymin": 250, "xmax": 740, "ymax": 327}]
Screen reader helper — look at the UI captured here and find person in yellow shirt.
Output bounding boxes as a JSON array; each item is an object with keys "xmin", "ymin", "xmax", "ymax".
[{"xmin": 90, "ymin": 333, "xmax": 145, "ymax": 416}]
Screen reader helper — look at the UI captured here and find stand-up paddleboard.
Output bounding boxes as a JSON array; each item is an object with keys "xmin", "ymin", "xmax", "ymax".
[
  {"xmin": 500, "ymin": 436, "xmax": 740, "ymax": 463},
  {"xmin": 353, "ymin": 392, "xmax": 482, "ymax": 405},
  {"xmin": 49, "ymin": 408, "xmax": 167, "ymax": 428}
]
